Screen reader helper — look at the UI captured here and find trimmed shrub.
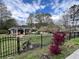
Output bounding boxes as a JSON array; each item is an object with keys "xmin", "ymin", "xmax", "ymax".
[{"xmin": 0, "ymin": 30, "xmax": 8, "ymax": 34}]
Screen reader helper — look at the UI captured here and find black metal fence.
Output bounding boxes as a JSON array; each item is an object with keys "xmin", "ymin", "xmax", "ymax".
[
  {"xmin": 0, "ymin": 36, "xmax": 17, "ymax": 58},
  {"xmin": 69, "ymin": 31, "xmax": 79, "ymax": 40},
  {"xmin": 0, "ymin": 34, "xmax": 52, "ymax": 59},
  {"xmin": 1, "ymin": 33, "xmax": 78, "ymax": 59},
  {"xmin": 19, "ymin": 34, "xmax": 52, "ymax": 51}
]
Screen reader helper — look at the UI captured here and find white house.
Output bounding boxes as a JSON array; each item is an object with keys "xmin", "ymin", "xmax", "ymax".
[{"xmin": 8, "ymin": 26, "xmax": 32, "ymax": 35}]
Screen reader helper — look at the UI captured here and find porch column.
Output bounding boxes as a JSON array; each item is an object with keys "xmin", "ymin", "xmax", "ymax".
[
  {"xmin": 11, "ymin": 30, "xmax": 13, "ymax": 34},
  {"xmin": 16, "ymin": 29, "xmax": 18, "ymax": 35},
  {"xmin": 23, "ymin": 29, "xmax": 25, "ymax": 35}
]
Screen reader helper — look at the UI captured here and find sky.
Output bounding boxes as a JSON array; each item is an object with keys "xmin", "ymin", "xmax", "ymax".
[{"xmin": 2, "ymin": 0, "xmax": 79, "ymax": 25}]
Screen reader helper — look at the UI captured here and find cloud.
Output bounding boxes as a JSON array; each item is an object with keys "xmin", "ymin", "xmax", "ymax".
[
  {"xmin": 3, "ymin": 0, "xmax": 46, "ymax": 25},
  {"xmin": 50, "ymin": 0, "xmax": 79, "ymax": 23},
  {"xmin": 51, "ymin": 0, "xmax": 79, "ymax": 14},
  {"xmin": 2, "ymin": 0, "xmax": 79, "ymax": 25},
  {"xmin": 50, "ymin": 14, "xmax": 63, "ymax": 24}
]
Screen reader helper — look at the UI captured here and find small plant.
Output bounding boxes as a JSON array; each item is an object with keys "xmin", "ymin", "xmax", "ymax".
[
  {"xmin": 49, "ymin": 31, "xmax": 66, "ymax": 55},
  {"xmin": 7, "ymin": 56, "xmax": 14, "ymax": 59},
  {"xmin": 40, "ymin": 53, "xmax": 51, "ymax": 59},
  {"xmin": 49, "ymin": 44, "xmax": 61, "ymax": 55},
  {"xmin": 22, "ymin": 40, "xmax": 32, "ymax": 51}
]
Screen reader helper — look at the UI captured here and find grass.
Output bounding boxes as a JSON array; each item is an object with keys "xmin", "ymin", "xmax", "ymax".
[
  {"xmin": 20, "ymin": 34, "xmax": 52, "ymax": 49},
  {"xmin": 0, "ymin": 36, "xmax": 17, "ymax": 58},
  {"xmin": 14, "ymin": 37, "xmax": 79, "ymax": 59},
  {"xmin": 0, "ymin": 34, "xmax": 52, "ymax": 59},
  {"xmin": 0, "ymin": 34, "xmax": 79, "ymax": 59},
  {"xmin": 14, "ymin": 47, "xmax": 48, "ymax": 59}
]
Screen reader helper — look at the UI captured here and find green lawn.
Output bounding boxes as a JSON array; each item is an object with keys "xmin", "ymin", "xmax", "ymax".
[
  {"xmin": 0, "ymin": 34, "xmax": 79, "ymax": 59},
  {"xmin": 0, "ymin": 36, "xmax": 17, "ymax": 58},
  {"xmin": 19, "ymin": 34, "xmax": 52, "ymax": 48},
  {"xmin": 14, "ymin": 37, "xmax": 79, "ymax": 59},
  {"xmin": 0, "ymin": 34, "xmax": 52, "ymax": 59}
]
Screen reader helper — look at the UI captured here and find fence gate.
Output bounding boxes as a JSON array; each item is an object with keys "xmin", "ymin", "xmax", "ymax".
[{"xmin": 0, "ymin": 36, "xmax": 18, "ymax": 59}]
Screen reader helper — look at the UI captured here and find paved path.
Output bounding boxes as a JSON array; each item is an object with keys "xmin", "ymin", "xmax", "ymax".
[{"xmin": 66, "ymin": 49, "xmax": 79, "ymax": 59}]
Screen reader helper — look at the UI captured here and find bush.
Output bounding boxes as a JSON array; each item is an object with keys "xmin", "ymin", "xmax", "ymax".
[{"xmin": 0, "ymin": 30, "xmax": 8, "ymax": 34}]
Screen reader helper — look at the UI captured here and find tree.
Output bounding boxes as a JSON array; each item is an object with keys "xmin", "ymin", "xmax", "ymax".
[
  {"xmin": 27, "ymin": 14, "xmax": 34, "ymax": 28},
  {"xmin": 35, "ymin": 13, "xmax": 53, "ymax": 28},
  {"xmin": 27, "ymin": 13, "xmax": 53, "ymax": 28},
  {"xmin": 61, "ymin": 5, "xmax": 79, "ymax": 39},
  {"xmin": 3, "ymin": 18, "xmax": 17, "ymax": 30},
  {"xmin": 35, "ymin": 13, "xmax": 52, "ymax": 24},
  {"xmin": 0, "ymin": 3, "xmax": 12, "ymax": 29},
  {"xmin": 62, "ymin": 14, "xmax": 70, "ymax": 28},
  {"xmin": 0, "ymin": 3, "xmax": 17, "ymax": 30},
  {"xmin": 62, "ymin": 5, "xmax": 79, "ymax": 30}
]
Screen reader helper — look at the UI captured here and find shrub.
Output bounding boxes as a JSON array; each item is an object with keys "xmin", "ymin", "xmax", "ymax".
[{"xmin": 0, "ymin": 30, "xmax": 8, "ymax": 34}]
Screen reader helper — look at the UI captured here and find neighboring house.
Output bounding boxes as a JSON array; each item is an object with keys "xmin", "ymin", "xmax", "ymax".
[{"xmin": 8, "ymin": 26, "xmax": 32, "ymax": 35}]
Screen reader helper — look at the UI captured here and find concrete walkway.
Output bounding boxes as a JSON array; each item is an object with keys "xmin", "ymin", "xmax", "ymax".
[{"xmin": 66, "ymin": 49, "xmax": 79, "ymax": 59}]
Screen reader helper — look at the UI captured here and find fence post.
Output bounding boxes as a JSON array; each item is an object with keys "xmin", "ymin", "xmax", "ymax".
[
  {"xmin": 0, "ymin": 38, "xmax": 1, "ymax": 57},
  {"xmin": 69, "ymin": 32, "xmax": 71, "ymax": 40},
  {"xmin": 41, "ymin": 34, "xmax": 43, "ymax": 48},
  {"xmin": 17, "ymin": 37, "xmax": 20, "ymax": 54}
]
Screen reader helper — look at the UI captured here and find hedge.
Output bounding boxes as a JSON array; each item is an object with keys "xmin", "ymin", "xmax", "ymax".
[{"xmin": 0, "ymin": 30, "xmax": 8, "ymax": 34}]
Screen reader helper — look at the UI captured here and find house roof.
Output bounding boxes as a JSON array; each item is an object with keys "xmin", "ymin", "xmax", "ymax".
[{"xmin": 8, "ymin": 25, "xmax": 31, "ymax": 30}]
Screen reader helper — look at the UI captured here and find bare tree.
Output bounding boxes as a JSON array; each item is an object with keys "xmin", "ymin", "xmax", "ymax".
[
  {"xmin": 27, "ymin": 13, "xmax": 53, "ymax": 28},
  {"xmin": 62, "ymin": 5, "xmax": 79, "ymax": 30},
  {"xmin": 35, "ymin": 13, "xmax": 53, "ymax": 28}
]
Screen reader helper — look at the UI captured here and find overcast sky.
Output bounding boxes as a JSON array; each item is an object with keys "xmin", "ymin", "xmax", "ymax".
[{"xmin": 2, "ymin": 0, "xmax": 79, "ymax": 25}]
